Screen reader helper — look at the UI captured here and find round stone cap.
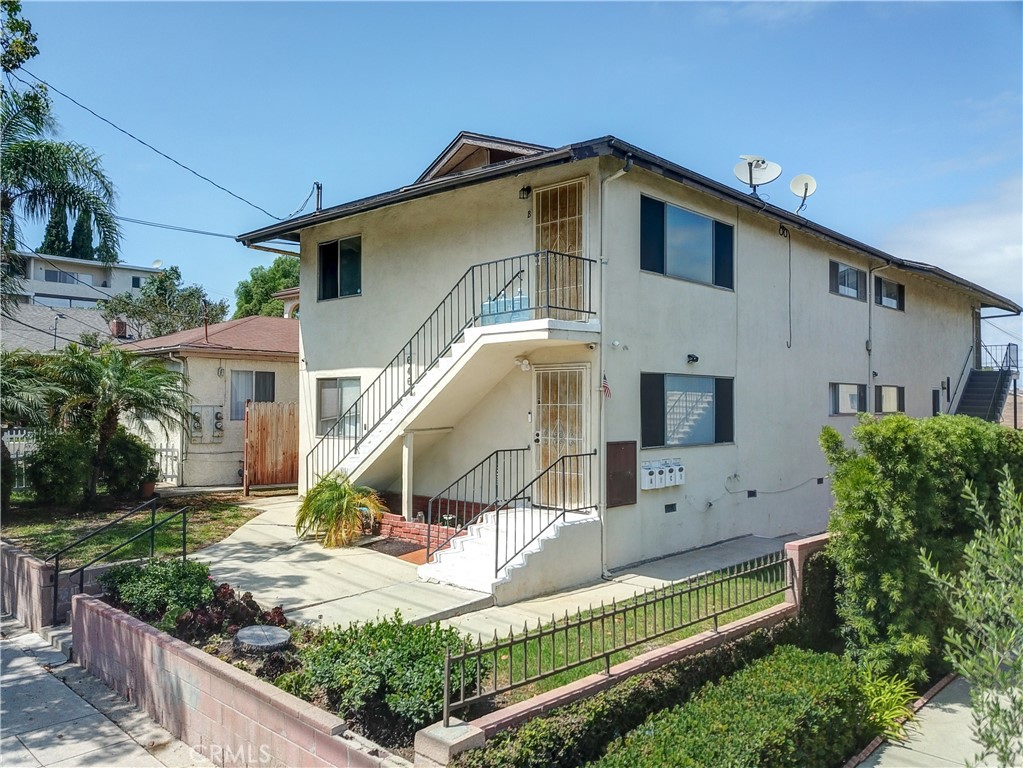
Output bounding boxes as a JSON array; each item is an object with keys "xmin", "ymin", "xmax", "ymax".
[{"xmin": 233, "ymin": 625, "xmax": 291, "ymax": 653}]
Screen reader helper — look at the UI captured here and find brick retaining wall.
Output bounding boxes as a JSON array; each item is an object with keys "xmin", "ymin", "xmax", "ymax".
[
  {"xmin": 72, "ymin": 595, "xmax": 406, "ymax": 767},
  {"xmin": 379, "ymin": 514, "xmax": 459, "ymax": 550}
]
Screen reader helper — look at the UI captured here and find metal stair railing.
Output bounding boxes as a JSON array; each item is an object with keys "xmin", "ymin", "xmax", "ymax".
[
  {"xmin": 947, "ymin": 345, "xmax": 974, "ymax": 414},
  {"xmin": 424, "ymin": 448, "xmax": 530, "ymax": 562},
  {"xmin": 494, "ymin": 450, "xmax": 597, "ymax": 578},
  {"xmin": 980, "ymin": 343, "xmax": 1019, "ymax": 372},
  {"xmin": 306, "ymin": 250, "xmax": 595, "ymax": 484}
]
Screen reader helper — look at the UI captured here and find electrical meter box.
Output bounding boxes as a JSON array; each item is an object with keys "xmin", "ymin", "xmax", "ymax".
[{"xmin": 189, "ymin": 405, "xmax": 224, "ymax": 444}]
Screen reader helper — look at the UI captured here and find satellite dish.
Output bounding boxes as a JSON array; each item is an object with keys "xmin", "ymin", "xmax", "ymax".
[
  {"xmin": 789, "ymin": 174, "xmax": 817, "ymax": 213},
  {"xmin": 151, "ymin": 259, "xmax": 163, "ymax": 269},
  {"xmin": 733, "ymin": 156, "xmax": 782, "ymax": 198}
]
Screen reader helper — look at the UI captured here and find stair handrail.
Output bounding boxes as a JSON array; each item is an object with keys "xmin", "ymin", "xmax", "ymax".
[
  {"xmin": 306, "ymin": 250, "xmax": 595, "ymax": 483},
  {"xmin": 424, "ymin": 447, "xmax": 530, "ymax": 562},
  {"xmin": 946, "ymin": 345, "xmax": 974, "ymax": 414},
  {"xmin": 665, "ymin": 390, "xmax": 712, "ymax": 443},
  {"xmin": 494, "ymin": 450, "xmax": 597, "ymax": 577},
  {"xmin": 981, "ymin": 343, "xmax": 1019, "ymax": 372}
]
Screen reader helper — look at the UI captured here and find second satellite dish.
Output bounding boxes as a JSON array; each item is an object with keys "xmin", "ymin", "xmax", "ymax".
[
  {"xmin": 152, "ymin": 259, "xmax": 163, "ymax": 269},
  {"xmin": 790, "ymin": 174, "xmax": 817, "ymax": 214},
  {"xmin": 734, "ymin": 156, "xmax": 782, "ymax": 198}
]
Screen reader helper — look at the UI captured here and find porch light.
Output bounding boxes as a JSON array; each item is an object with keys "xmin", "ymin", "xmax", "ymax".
[{"xmin": 519, "ymin": 185, "xmax": 532, "ymax": 200}]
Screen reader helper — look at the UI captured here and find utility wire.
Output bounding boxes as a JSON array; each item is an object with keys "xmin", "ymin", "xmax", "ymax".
[
  {"xmin": 982, "ymin": 317, "xmax": 1023, "ymax": 343},
  {"xmin": 115, "ymin": 215, "xmax": 235, "ymax": 239},
  {"xmin": 1, "ymin": 310, "xmax": 102, "ymax": 350},
  {"xmin": 14, "ymin": 69, "xmax": 283, "ymax": 220}
]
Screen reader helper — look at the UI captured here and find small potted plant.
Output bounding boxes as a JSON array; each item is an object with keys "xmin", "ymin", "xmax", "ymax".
[{"xmin": 140, "ymin": 463, "xmax": 160, "ymax": 498}]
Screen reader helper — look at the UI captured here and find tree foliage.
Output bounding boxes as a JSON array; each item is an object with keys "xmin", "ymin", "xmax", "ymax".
[
  {"xmin": 1, "ymin": 0, "xmax": 38, "ymax": 74},
  {"xmin": 821, "ymin": 414, "xmax": 1023, "ymax": 683},
  {"xmin": 232, "ymin": 255, "xmax": 299, "ymax": 319},
  {"xmin": 99, "ymin": 265, "xmax": 228, "ymax": 339},
  {"xmin": 70, "ymin": 208, "xmax": 96, "ymax": 260},
  {"xmin": 38, "ymin": 203, "xmax": 70, "ymax": 256},
  {"xmin": 920, "ymin": 470, "xmax": 1023, "ymax": 767}
]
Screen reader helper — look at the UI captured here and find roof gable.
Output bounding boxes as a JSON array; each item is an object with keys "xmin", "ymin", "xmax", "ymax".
[{"xmin": 416, "ymin": 131, "xmax": 552, "ymax": 184}]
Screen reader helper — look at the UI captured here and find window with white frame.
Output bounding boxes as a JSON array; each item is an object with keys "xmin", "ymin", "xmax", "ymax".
[
  {"xmin": 318, "ymin": 236, "xmax": 361, "ymax": 301},
  {"xmin": 874, "ymin": 385, "xmax": 905, "ymax": 414},
  {"xmin": 875, "ymin": 276, "xmax": 905, "ymax": 310},
  {"xmin": 230, "ymin": 370, "xmax": 275, "ymax": 420},
  {"xmin": 830, "ymin": 383, "xmax": 866, "ymax": 415},
  {"xmin": 132, "ymin": 276, "xmax": 143, "ymax": 289},
  {"xmin": 44, "ymin": 269, "xmax": 79, "ymax": 285},
  {"xmin": 829, "ymin": 261, "xmax": 866, "ymax": 301},
  {"xmin": 640, "ymin": 196, "xmax": 734, "ymax": 289},
  {"xmin": 317, "ymin": 377, "xmax": 360, "ymax": 436},
  {"xmin": 641, "ymin": 373, "xmax": 734, "ymax": 447}
]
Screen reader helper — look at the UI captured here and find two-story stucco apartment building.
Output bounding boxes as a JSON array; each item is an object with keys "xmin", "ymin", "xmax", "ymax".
[{"xmin": 239, "ymin": 133, "xmax": 1019, "ymax": 603}]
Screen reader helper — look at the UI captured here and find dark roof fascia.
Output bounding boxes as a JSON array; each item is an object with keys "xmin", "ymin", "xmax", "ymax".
[
  {"xmin": 415, "ymin": 131, "xmax": 555, "ymax": 184},
  {"xmin": 598, "ymin": 138, "xmax": 1021, "ymax": 313},
  {"xmin": 131, "ymin": 343, "xmax": 298, "ymax": 360}
]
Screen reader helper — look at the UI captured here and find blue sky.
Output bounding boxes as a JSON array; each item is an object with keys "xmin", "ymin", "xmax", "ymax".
[{"xmin": 18, "ymin": 1, "xmax": 1023, "ymax": 345}]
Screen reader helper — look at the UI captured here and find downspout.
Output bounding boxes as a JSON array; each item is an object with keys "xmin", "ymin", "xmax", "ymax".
[
  {"xmin": 597, "ymin": 151, "xmax": 633, "ymax": 578},
  {"xmin": 168, "ymin": 351, "xmax": 188, "ymax": 487},
  {"xmin": 866, "ymin": 261, "xmax": 893, "ymax": 413}
]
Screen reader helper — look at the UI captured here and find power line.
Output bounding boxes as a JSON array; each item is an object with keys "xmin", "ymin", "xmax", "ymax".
[
  {"xmin": 115, "ymin": 215, "xmax": 235, "ymax": 239},
  {"xmin": 982, "ymin": 317, "xmax": 1023, "ymax": 343},
  {"xmin": 14, "ymin": 69, "xmax": 283, "ymax": 220}
]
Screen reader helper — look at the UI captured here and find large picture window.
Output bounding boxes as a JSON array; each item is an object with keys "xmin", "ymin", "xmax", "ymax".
[
  {"xmin": 829, "ymin": 382, "xmax": 866, "ymax": 416},
  {"xmin": 318, "ymin": 236, "xmax": 361, "ymax": 301},
  {"xmin": 230, "ymin": 370, "xmax": 275, "ymax": 420},
  {"xmin": 317, "ymin": 377, "xmax": 360, "ymax": 436},
  {"xmin": 641, "ymin": 373, "xmax": 734, "ymax": 448},
  {"xmin": 640, "ymin": 196, "xmax": 733, "ymax": 289},
  {"xmin": 830, "ymin": 261, "xmax": 866, "ymax": 301}
]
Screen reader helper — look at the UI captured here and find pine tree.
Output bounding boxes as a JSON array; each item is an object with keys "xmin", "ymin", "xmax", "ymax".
[
  {"xmin": 69, "ymin": 209, "xmax": 95, "ymax": 260},
  {"xmin": 38, "ymin": 205, "xmax": 70, "ymax": 256}
]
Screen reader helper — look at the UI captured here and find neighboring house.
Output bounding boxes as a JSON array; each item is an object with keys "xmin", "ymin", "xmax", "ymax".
[
  {"xmin": 122, "ymin": 317, "xmax": 299, "ymax": 487},
  {"xmin": 6, "ymin": 250, "xmax": 161, "ymax": 309},
  {"xmin": 0, "ymin": 303, "xmax": 127, "ymax": 352},
  {"xmin": 238, "ymin": 132, "xmax": 1021, "ymax": 603},
  {"xmin": 273, "ymin": 287, "xmax": 300, "ymax": 319}
]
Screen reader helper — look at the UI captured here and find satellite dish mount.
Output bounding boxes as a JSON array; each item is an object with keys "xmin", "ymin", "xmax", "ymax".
[
  {"xmin": 789, "ymin": 174, "xmax": 817, "ymax": 214},
  {"xmin": 734, "ymin": 155, "xmax": 782, "ymax": 199}
]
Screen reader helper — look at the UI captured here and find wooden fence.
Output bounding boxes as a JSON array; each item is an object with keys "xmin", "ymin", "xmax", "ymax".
[{"xmin": 243, "ymin": 400, "xmax": 298, "ymax": 494}]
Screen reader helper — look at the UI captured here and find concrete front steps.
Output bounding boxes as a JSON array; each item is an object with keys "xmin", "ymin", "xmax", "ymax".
[{"xmin": 418, "ymin": 507, "xmax": 601, "ymax": 605}]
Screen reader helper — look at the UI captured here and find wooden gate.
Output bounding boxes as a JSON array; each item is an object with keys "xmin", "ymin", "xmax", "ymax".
[{"xmin": 243, "ymin": 401, "xmax": 298, "ymax": 494}]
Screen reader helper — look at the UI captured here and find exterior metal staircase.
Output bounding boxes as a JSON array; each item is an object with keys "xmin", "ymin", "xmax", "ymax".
[
  {"xmin": 954, "ymin": 343, "xmax": 1018, "ymax": 422},
  {"xmin": 305, "ymin": 250, "xmax": 595, "ymax": 485}
]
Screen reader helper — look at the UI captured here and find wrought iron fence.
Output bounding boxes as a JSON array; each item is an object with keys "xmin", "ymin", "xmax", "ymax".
[
  {"xmin": 442, "ymin": 550, "xmax": 793, "ymax": 725},
  {"xmin": 981, "ymin": 343, "xmax": 1019, "ymax": 371}
]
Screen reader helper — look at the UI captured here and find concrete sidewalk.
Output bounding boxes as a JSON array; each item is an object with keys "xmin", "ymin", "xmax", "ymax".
[{"xmin": 1, "ymin": 616, "xmax": 211, "ymax": 768}]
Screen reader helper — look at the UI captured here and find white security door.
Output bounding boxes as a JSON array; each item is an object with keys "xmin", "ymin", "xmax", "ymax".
[
  {"xmin": 534, "ymin": 366, "xmax": 587, "ymax": 507},
  {"xmin": 534, "ymin": 180, "xmax": 586, "ymax": 320}
]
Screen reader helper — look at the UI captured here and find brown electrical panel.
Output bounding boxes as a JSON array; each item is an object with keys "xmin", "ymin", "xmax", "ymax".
[{"xmin": 606, "ymin": 441, "xmax": 637, "ymax": 508}]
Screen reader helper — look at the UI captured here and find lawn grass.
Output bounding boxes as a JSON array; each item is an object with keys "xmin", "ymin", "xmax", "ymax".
[{"xmin": 1, "ymin": 491, "xmax": 270, "ymax": 568}]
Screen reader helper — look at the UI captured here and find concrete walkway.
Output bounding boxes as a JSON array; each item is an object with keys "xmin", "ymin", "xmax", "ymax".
[
  {"xmin": 0, "ymin": 616, "xmax": 211, "ymax": 768},
  {"xmin": 859, "ymin": 676, "xmax": 995, "ymax": 768}
]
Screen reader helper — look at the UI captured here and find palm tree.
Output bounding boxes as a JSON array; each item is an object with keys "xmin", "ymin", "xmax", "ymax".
[
  {"xmin": 296, "ymin": 472, "xmax": 388, "ymax": 547},
  {"xmin": 45, "ymin": 344, "xmax": 189, "ymax": 506},
  {"xmin": 1, "ymin": 88, "xmax": 121, "ymax": 309},
  {"xmin": 0, "ymin": 348, "xmax": 62, "ymax": 513}
]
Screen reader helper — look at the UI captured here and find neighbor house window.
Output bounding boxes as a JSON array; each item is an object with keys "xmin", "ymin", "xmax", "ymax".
[
  {"xmin": 132, "ymin": 276, "xmax": 143, "ymax": 288},
  {"xmin": 830, "ymin": 261, "xmax": 866, "ymax": 301},
  {"xmin": 640, "ymin": 196, "xmax": 734, "ymax": 289},
  {"xmin": 317, "ymin": 377, "xmax": 360, "ymax": 436},
  {"xmin": 830, "ymin": 383, "xmax": 866, "ymax": 415},
  {"xmin": 44, "ymin": 269, "xmax": 78, "ymax": 284},
  {"xmin": 230, "ymin": 370, "xmax": 275, "ymax": 420},
  {"xmin": 641, "ymin": 373, "xmax": 734, "ymax": 448},
  {"xmin": 875, "ymin": 276, "xmax": 905, "ymax": 310},
  {"xmin": 875, "ymin": 385, "xmax": 905, "ymax": 414},
  {"xmin": 318, "ymin": 236, "xmax": 361, "ymax": 300}
]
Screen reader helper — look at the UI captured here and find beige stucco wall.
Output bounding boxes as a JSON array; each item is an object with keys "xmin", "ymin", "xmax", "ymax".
[{"xmin": 296, "ymin": 153, "xmax": 979, "ymax": 570}]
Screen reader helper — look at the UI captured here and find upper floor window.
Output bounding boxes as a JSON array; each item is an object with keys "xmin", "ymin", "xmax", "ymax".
[
  {"xmin": 640, "ymin": 196, "xmax": 734, "ymax": 289},
  {"xmin": 44, "ymin": 269, "xmax": 79, "ymax": 285},
  {"xmin": 875, "ymin": 276, "xmax": 905, "ymax": 311},
  {"xmin": 641, "ymin": 372, "xmax": 734, "ymax": 447},
  {"xmin": 132, "ymin": 276, "xmax": 143, "ymax": 289},
  {"xmin": 875, "ymin": 385, "xmax": 905, "ymax": 414},
  {"xmin": 830, "ymin": 382, "xmax": 866, "ymax": 415},
  {"xmin": 230, "ymin": 370, "xmax": 275, "ymax": 420},
  {"xmin": 829, "ymin": 261, "xmax": 866, "ymax": 301},
  {"xmin": 318, "ymin": 236, "xmax": 361, "ymax": 301}
]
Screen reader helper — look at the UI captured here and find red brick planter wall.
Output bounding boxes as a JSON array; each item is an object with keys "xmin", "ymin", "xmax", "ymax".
[
  {"xmin": 379, "ymin": 514, "xmax": 460, "ymax": 550},
  {"xmin": 72, "ymin": 595, "xmax": 403, "ymax": 767}
]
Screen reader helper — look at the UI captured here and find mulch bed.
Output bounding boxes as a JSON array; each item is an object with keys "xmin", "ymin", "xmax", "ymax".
[{"xmin": 362, "ymin": 538, "xmax": 424, "ymax": 558}]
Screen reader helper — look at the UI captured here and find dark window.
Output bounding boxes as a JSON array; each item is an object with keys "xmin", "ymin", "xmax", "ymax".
[
  {"xmin": 875, "ymin": 276, "xmax": 905, "ymax": 310},
  {"xmin": 230, "ymin": 370, "xmax": 276, "ymax": 420},
  {"xmin": 640, "ymin": 196, "xmax": 733, "ymax": 289},
  {"xmin": 875, "ymin": 385, "xmax": 905, "ymax": 414},
  {"xmin": 132, "ymin": 276, "xmax": 143, "ymax": 288},
  {"xmin": 830, "ymin": 382, "xmax": 866, "ymax": 415},
  {"xmin": 830, "ymin": 260, "xmax": 867, "ymax": 301},
  {"xmin": 606, "ymin": 441, "xmax": 637, "ymax": 508},
  {"xmin": 318, "ymin": 236, "xmax": 362, "ymax": 300},
  {"xmin": 641, "ymin": 373, "xmax": 734, "ymax": 447}
]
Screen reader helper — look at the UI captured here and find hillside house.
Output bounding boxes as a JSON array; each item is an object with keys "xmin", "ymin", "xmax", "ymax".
[{"xmin": 238, "ymin": 132, "xmax": 1019, "ymax": 603}]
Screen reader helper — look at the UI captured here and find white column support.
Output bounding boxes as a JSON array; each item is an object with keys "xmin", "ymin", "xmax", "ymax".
[{"xmin": 402, "ymin": 431, "xmax": 415, "ymax": 522}]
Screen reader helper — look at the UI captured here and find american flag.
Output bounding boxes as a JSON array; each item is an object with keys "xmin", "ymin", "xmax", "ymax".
[{"xmin": 601, "ymin": 372, "xmax": 612, "ymax": 399}]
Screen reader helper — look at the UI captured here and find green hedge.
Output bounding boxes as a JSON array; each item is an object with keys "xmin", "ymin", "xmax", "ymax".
[
  {"xmin": 453, "ymin": 550, "xmax": 838, "ymax": 768},
  {"xmin": 593, "ymin": 646, "xmax": 870, "ymax": 768}
]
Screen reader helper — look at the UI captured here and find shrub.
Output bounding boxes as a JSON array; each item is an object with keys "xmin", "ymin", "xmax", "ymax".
[
  {"xmin": 287, "ymin": 611, "xmax": 486, "ymax": 745},
  {"xmin": 295, "ymin": 472, "xmax": 386, "ymax": 547},
  {"xmin": 25, "ymin": 429, "xmax": 93, "ymax": 507},
  {"xmin": 860, "ymin": 667, "xmax": 916, "ymax": 741},
  {"xmin": 454, "ymin": 549, "xmax": 838, "ymax": 768},
  {"xmin": 173, "ymin": 582, "xmax": 288, "ymax": 643},
  {"xmin": 99, "ymin": 558, "xmax": 213, "ymax": 624},
  {"xmin": 594, "ymin": 646, "xmax": 870, "ymax": 768},
  {"xmin": 821, "ymin": 414, "xmax": 1023, "ymax": 683},
  {"xmin": 99, "ymin": 427, "xmax": 157, "ymax": 498}
]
